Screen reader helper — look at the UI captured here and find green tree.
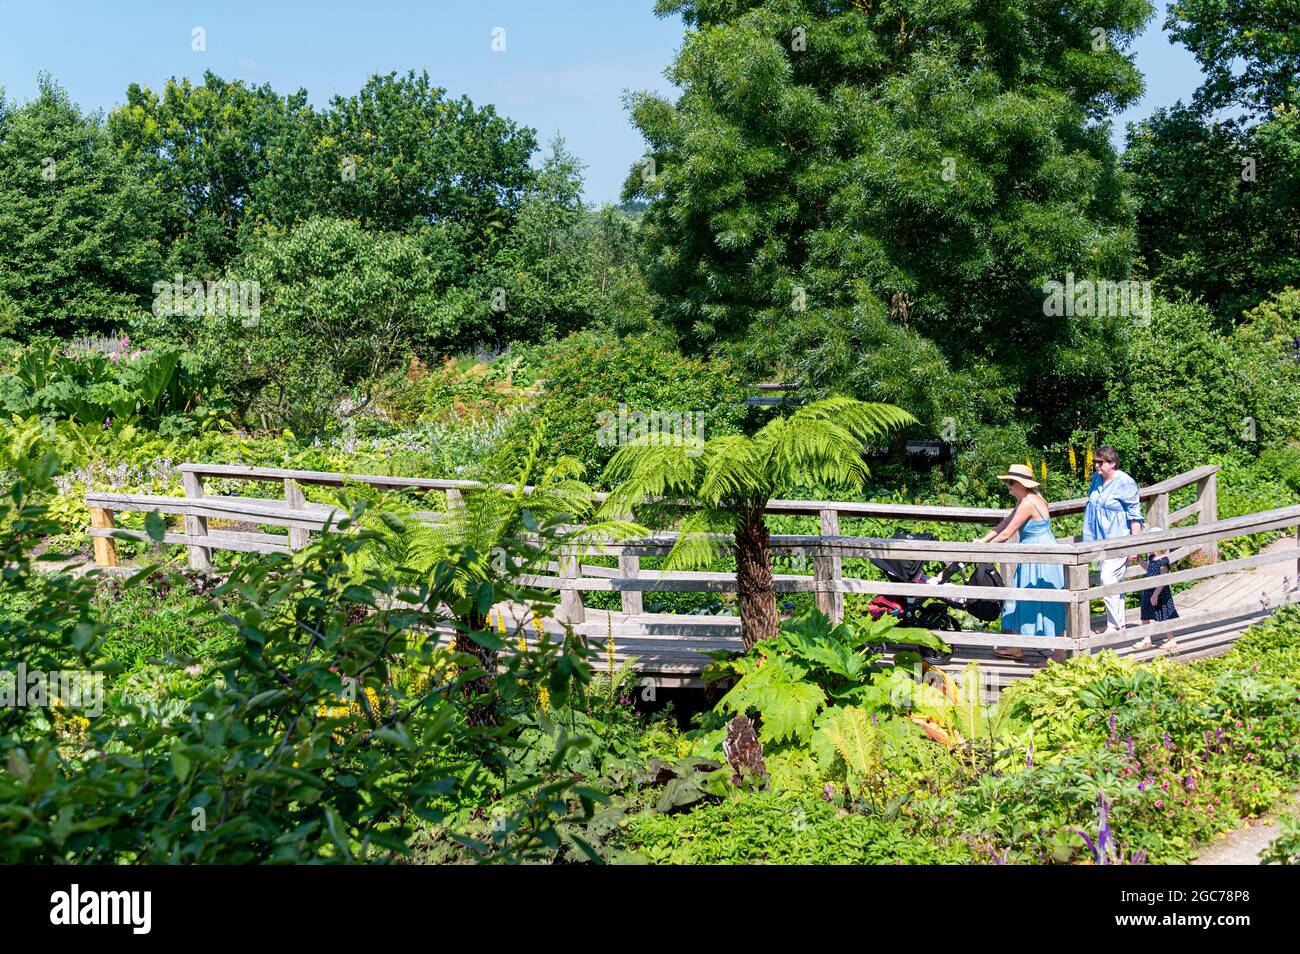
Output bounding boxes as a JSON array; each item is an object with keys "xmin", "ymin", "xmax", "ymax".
[
  {"xmin": 198, "ymin": 217, "xmax": 438, "ymax": 432},
  {"xmin": 599, "ymin": 397, "xmax": 915, "ymax": 648},
  {"xmin": 1125, "ymin": 0, "xmax": 1300, "ymax": 325},
  {"xmin": 0, "ymin": 76, "xmax": 161, "ymax": 337},
  {"xmin": 1165, "ymin": 0, "xmax": 1299, "ymax": 116},
  {"xmin": 108, "ymin": 71, "xmax": 306, "ymax": 278},
  {"xmin": 311, "ymin": 70, "xmax": 536, "ymax": 269},
  {"xmin": 624, "ymin": 0, "xmax": 1152, "ymax": 438},
  {"xmin": 434, "ymin": 139, "xmax": 655, "ymax": 348}
]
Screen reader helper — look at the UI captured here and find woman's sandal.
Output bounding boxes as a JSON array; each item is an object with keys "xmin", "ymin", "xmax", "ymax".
[{"xmin": 993, "ymin": 647, "xmax": 1025, "ymax": 661}]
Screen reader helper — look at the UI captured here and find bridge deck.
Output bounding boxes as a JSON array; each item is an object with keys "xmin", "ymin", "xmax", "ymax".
[{"xmin": 491, "ymin": 541, "xmax": 1297, "ymax": 692}]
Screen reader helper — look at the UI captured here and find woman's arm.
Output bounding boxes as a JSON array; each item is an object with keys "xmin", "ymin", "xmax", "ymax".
[
  {"xmin": 1119, "ymin": 474, "xmax": 1144, "ymax": 534},
  {"xmin": 977, "ymin": 509, "xmax": 1014, "ymax": 544},
  {"xmin": 986, "ymin": 498, "xmax": 1035, "ymax": 543}
]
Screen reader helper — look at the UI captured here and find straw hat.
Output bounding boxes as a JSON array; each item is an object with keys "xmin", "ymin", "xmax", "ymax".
[{"xmin": 996, "ymin": 463, "xmax": 1040, "ymax": 489}]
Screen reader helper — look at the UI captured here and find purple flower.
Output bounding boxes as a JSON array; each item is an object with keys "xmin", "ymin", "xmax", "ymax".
[{"xmin": 1026, "ymin": 743, "xmax": 1034, "ymax": 769}]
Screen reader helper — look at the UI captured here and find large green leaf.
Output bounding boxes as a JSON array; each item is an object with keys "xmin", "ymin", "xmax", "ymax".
[{"xmin": 718, "ymin": 655, "xmax": 824, "ymax": 744}]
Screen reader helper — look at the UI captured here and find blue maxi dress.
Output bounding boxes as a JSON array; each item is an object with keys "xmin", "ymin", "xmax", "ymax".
[{"xmin": 1001, "ymin": 517, "xmax": 1067, "ymax": 637}]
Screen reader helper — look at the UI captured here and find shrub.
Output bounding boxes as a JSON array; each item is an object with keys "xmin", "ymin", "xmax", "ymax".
[
  {"xmin": 494, "ymin": 331, "xmax": 749, "ymax": 480},
  {"xmin": 1092, "ymin": 296, "xmax": 1300, "ymax": 480}
]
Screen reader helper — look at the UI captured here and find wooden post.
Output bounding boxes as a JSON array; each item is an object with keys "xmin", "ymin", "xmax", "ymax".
[
  {"xmin": 558, "ymin": 547, "xmax": 586, "ymax": 626},
  {"xmin": 444, "ymin": 487, "xmax": 463, "ymax": 516},
  {"xmin": 1196, "ymin": 471, "xmax": 1218, "ymax": 563},
  {"xmin": 617, "ymin": 511, "xmax": 643, "ymax": 616},
  {"xmin": 89, "ymin": 507, "xmax": 119, "ymax": 568},
  {"xmin": 180, "ymin": 471, "xmax": 212, "ymax": 571},
  {"xmin": 284, "ymin": 478, "xmax": 310, "ymax": 551},
  {"xmin": 815, "ymin": 508, "xmax": 844, "ymax": 623},
  {"xmin": 1066, "ymin": 560, "xmax": 1091, "ymax": 656},
  {"xmin": 1145, "ymin": 491, "xmax": 1169, "ymax": 531}
]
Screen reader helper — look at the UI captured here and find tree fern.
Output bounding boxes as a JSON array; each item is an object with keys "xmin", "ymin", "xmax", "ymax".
[{"xmin": 599, "ymin": 397, "xmax": 915, "ymax": 646}]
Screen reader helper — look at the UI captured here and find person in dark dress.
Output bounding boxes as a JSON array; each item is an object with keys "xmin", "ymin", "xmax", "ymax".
[{"xmin": 1134, "ymin": 525, "xmax": 1179, "ymax": 652}]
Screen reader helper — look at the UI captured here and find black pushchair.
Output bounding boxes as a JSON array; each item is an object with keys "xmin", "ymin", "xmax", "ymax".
[{"xmin": 867, "ymin": 531, "xmax": 1005, "ymax": 663}]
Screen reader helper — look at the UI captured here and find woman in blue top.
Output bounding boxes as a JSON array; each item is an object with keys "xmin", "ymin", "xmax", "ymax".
[
  {"xmin": 1082, "ymin": 445, "xmax": 1145, "ymax": 633},
  {"xmin": 980, "ymin": 464, "xmax": 1067, "ymax": 662}
]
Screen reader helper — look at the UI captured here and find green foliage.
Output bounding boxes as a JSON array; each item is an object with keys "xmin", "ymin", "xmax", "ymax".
[
  {"xmin": 627, "ymin": 0, "xmax": 1150, "ymax": 448},
  {"xmin": 1089, "ymin": 296, "xmax": 1300, "ymax": 479},
  {"xmin": 0, "ymin": 455, "xmax": 599, "ymax": 863},
  {"xmin": 601, "ymin": 396, "xmax": 915, "ymax": 560},
  {"xmin": 0, "ymin": 339, "xmax": 225, "ymax": 432},
  {"xmin": 437, "ymin": 138, "xmax": 655, "ymax": 347},
  {"xmin": 1261, "ymin": 809, "xmax": 1300, "ymax": 865},
  {"xmin": 710, "ymin": 609, "xmax": 942, "ymax": 744},
  {"xmin": 0, "ymin": 76, "xmax": 160, "ymax": 337},
  {"xmin": 611, "ymin": 789, "xmax": 971, "ymax": 864},
  {"xmin": 502, "ymin": 330, "xmax": 748, "ymax": 479},
  {"xmin": 1125, "ymin": 106, "xmax": 1300, "ymax": 322},
  {"xmin": 198, "ymin": 216, "xmax": 437, "ymax": 432},
  {"xmin": 1164, "ymin": 0, "xmax": 1299, "ymax": 116}
]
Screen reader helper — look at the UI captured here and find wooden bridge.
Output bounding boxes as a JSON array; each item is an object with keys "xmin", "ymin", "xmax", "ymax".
[{"xmin": 85, "ymin": 463, "xmax": 1300, "ymax": 694}]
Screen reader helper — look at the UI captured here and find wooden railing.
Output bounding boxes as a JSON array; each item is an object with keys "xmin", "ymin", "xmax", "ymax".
[{"xmin": 85, "ymin": 462, "xmax": 1300, "ymax": 655}]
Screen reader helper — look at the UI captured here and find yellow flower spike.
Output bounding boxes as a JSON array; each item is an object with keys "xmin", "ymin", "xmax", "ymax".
[
  {"xmin": 486, "ymin": 611, "xmax": 494, "ymax": 631},
  {"xmin": 1085, "ymin": 444, "xmax": 1094, "ymax": 475},
  {"xmin": 519, "ymin": 632, "xmax": 528, "ymax": 653},
  {"xmin": 1025, "ymin": 453, "xmax": 1033, "ymax": 473},
  {"xmin": 1040, "ymin": 459, "xmax": 1047, "ymax": 483},
  {"xmin": 532, "ymin": 611, "xmax": 545, "ymax": 640},
  {"xmin": 1068, "ymin": 445, "xmax": 1078, "ymax": 474},
  {"xmin": 538, "ymin": 685, "xmax": 549, "ymax": 711},
  {"xmin": 497, "ymin": 615, "xmax": 507, "ymax": 635}
]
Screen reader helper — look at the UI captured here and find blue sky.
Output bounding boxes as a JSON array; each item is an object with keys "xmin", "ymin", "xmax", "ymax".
[{"xmin": 0, "ymin": 1, "xmax": 1203, "ymax": 204}]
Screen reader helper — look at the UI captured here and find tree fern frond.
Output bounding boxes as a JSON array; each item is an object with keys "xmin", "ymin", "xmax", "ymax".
[{"xmin": 660, "ymin": 509, "xmax": 735, "ymax": 573}]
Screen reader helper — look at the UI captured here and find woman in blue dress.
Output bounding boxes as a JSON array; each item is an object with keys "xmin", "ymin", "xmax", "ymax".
[{"xmin": 978, "ymin": 464, "xmax": 1067, "ymax": 662}]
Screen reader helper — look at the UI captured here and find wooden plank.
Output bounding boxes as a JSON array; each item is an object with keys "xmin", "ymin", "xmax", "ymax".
[
  {"xmin": 1084, "ymin": 588, "xmax": 1300, "ymax": 650},
  {"xmin": 1082, "ymin": 545, "xmax": 1300, "ymax": 600},
  {"xmin": 617, "ymin": 510, "xmax": 643, "ymax": 616},
  {"xmin": 1066, "ymin": 562, "xmax": 1091, "ymax": 652},
  {"xmin": 174, "ymin": 462, "xmax": 1216, "ymax": 526},
  {"xmin": 89, "ymin": 527, "xmax": 291, "ymax": 555},
  {"xmin": 1076, "ymin": 504, "xmax": 1300, "ymax": 561},
  {"xmin": 833, "ymin": 577, "xmax": 1077, "ymax": 602},
  {"xmin": 557, "ymin": 548, "xmax": 585, "ymax": 625},
  {"xmin": 529, "ymin": 572, "xmax": 1075, "ymax": 602},
  {"xmin": 85, "ymin": 492, "xmax": 348, "ymax": 532},
  {"xmin": 89, "ymin": 508, "xmax": 118, "ymax": 567}
]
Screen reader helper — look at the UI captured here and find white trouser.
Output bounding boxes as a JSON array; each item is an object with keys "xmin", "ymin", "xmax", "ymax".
[{"xmin": 1100, "ymin": 557, "xmax": 1127, "ymax": 628}]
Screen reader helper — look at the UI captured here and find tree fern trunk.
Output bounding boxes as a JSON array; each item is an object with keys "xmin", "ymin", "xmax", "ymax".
[
  {"xmin": 735, "ymin": 510, "xmax": 777, "ymax": 650},
  {"xmin": 456, "ymin": 610, "xmax": 499, "ymax": 727}
]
